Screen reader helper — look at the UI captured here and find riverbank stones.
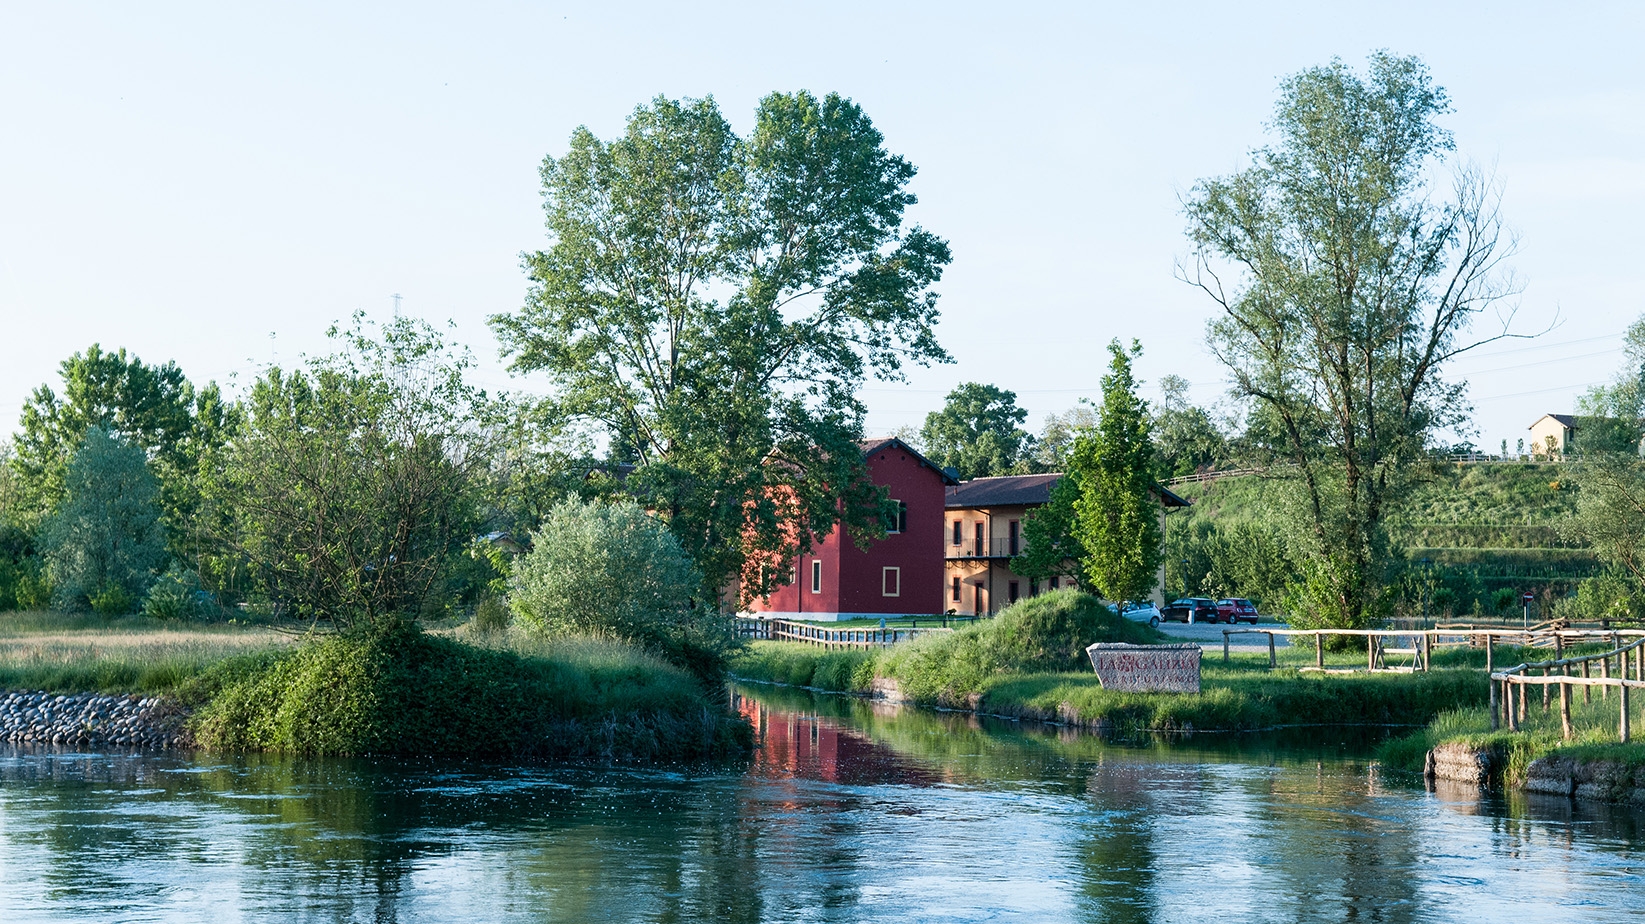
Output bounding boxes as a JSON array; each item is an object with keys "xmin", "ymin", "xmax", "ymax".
[{"xmin": 0, "ymin": 690, "xmax": 190, "ymax": 751}]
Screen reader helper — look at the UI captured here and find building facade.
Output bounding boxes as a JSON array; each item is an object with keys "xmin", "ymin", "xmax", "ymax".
[
  {"xmin": 1528, "ymin": 414, "xmax": 1577, "ymax": 458},
  {"xmin": 743, "ymin": 438, "xmax": 956, "ymax": 621},
  {"xmin": 944, "ymin": 473, "xmax": 1190, "ymax": 616}
]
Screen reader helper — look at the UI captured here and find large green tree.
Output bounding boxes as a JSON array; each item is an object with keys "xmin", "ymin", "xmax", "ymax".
[
  {"xmin": 40, "ymin": 427, "xmax": 167, "ymax": 613},
  {"xmin": 1182, "ymin": 53, "xmax": 1518, "ymax": 629},
  {"xmin": 1070, "ymin": 341, "xmax": 1162, "ymax": 603},
  {"xmin": 491, "ymin": 92, "xmax": 951, "ymax": 602},
  {"xmin": 920, "ymin": 382, "xmax": 1033, "ymax": 479},
  {"xmin": 207, "ymin": 316, "xmax": 493, "ymax": 626},
  {"xmin": 1152, "ymin": 375, "xmax": 1227, "ymax": 478}
]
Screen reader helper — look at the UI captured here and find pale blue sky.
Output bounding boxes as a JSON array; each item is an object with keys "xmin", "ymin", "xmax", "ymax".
[{"xmin": 2, "ymin": 2, "xmax": 1641, "ymax": 454}]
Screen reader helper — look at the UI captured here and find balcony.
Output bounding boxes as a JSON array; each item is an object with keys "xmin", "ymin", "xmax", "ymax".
[{"xmin": 946, "ymin": 538, "xmax": 1019, "ymax": 560}]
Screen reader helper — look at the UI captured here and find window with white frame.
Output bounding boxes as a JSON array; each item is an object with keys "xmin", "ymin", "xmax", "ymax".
[
  {"xmin": 882, "ymin": 566, "xmax": 900, "ymax": 597},
  {"xmin": 886, "ymin": 500, "xmax": 907, "ymax": 534},
  {"xmin": 811, "ymin": 560, "xmax": 822, "ymax": 593}
]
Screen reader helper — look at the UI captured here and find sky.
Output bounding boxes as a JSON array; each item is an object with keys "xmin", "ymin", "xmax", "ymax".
[{"xmin": 2, "ymin": 2, "xmax": 1642, "ymax": 456}]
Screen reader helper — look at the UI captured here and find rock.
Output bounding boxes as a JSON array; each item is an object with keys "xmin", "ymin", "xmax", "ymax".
[
  {"xmin": 1524, "ymin": 757, "xmax": 1579, "ymax": 797},
  {"xmin": 1427, "ymin": 742, "xmax": 1500, "ymax": 787}
]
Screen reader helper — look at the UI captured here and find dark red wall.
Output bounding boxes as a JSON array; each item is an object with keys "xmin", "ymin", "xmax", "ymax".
[{"xmin": 749, "ymin": 445, "xmax": 946, "ymax": 617}]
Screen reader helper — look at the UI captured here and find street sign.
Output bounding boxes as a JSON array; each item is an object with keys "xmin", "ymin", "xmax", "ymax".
[{"xmin": 1522, "ymin": 592, "xmax": 1535, "ymax": 602}]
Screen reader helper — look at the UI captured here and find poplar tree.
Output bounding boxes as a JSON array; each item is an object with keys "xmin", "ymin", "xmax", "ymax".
[{"xmin": 1071, "ymin": 341, "xmax": 1161, "ymax": 603}]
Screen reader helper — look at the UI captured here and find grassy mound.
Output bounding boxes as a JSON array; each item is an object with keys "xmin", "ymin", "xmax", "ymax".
[
  {"xmin": 736, "ymin": 590, "xmax": 1167, "ymax": 700},
  {"xmin": 187, "ymin": 620, "xmax": 749, "ymax": 760}
]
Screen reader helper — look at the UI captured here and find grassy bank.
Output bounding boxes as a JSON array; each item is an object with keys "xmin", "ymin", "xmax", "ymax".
[
  {"xmin": 0, "ymin": 610, "xmax": 751, "ymax": 761},
  {"xmin": 732, "ymin": 590, "xmax": 1490, "ymax": 735},
  {"xmin": 1379, "ymin": 701, "xmax": 1645, "ymax": 787}
]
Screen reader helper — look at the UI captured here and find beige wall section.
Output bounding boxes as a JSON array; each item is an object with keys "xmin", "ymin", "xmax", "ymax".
[
  {"xmin": 942, "ymin": 504, "xmax": 1080, "ymax": 616},
  {"xmin": 1528, "ymin": 415, "xmax": 1574, "ymax": 458}
]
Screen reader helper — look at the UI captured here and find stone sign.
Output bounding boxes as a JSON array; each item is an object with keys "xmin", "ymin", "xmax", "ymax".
[{"xmin": 1085, "ymin": 643, "xmax": 1202, "ymax": 693}]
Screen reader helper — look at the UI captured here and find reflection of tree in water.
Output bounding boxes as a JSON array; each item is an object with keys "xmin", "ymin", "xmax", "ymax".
[{"xmin": 1074, "ymin": 760, "xmax": 1162, "ymax": 923}]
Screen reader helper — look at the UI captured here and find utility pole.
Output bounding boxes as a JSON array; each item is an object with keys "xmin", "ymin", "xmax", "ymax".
[{"xmin": 391, "ymin": 293, "xmax": 403, "ymax": 317}]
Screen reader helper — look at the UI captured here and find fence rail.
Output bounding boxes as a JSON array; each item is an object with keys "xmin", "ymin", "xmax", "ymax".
[
  {"xmin": 1492, "ymin": 635, "xmax": 1645, "ymax": 741},
  {"xmin": 737, "ymin": 617, "xmax": 954, "ymax": 649},
  {"xmin": 1221, "ymin": 626, "xmax": 1645, "ymax": 673}
]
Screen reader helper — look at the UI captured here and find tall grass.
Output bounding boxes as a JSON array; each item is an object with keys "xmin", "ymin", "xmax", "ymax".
[{"xmin": 0, "ymin": 610, "xmax": 292, "ymax": 693}]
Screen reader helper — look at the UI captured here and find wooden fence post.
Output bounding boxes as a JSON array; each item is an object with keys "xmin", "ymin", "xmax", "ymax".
[
  {"xmin": 1621, "ymin": 681, "xmax": 1631, "ymax": 744},
  {"xmin": 1602, "ymin": 654, "xmax": 1611, "ymax": 701},
  {"xmin": 1560, "ymin": 680, "xmax": 1573, "ymax": 742},
  {"xmin": 1518, "ymin": 675, "xmax": 1527, "ymax": 725},
  {"xmin": 1368, "ymin": 635, "xmax": 1375, "ymax": 671},
  {"xmin": 1315, "ymin": 633, "xmax": 1324, "ymax": 669},
  {"xmin": 1485, "ymin": 633, "xmax": 1493, "ymax": 674},
  {"xmin": 1583, "ymin": 659, "xmax": 1591, "ymax": 704},
  {"xmin": 1269, "ymin": 633, "xmax": 1276, "ymax": 669},
  {"xmin": 1543, "ymin": 668, "xmax": 1551, "ymax": 712},
  {"xmin": 1490, "ymin": 677, "xmax": 1500, "ymax": 730},
  {"xmin": 1508, "ymin": 680, "xmax": 1519, "ymax": 731},
  {"xmin": 1223, "ymin": 631, "xmax": 1229, "ymax": 663}
]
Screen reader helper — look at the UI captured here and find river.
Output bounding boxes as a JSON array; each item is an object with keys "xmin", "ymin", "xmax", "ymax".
[{"xmin": 1, "ymin": 683, "xmax": 1642, "ymax": 923}]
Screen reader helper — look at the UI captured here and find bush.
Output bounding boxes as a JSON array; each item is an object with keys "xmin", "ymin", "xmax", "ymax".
[
  {"xmin": 141, "ymin": 565, "xmax": 208, "ymax": 620},
  {"xmin": 510, "ymin": 497, "xmax": 739, "ymax": 682},
  {"xmin": 189, "ymin": 620, "xmax": 748, "ymax": 760}
]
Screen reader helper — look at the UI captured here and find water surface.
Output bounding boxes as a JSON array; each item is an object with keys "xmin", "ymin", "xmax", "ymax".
[{"xmin": 1, "ymin": 684, "xmax": 1641, "ymax": 922}]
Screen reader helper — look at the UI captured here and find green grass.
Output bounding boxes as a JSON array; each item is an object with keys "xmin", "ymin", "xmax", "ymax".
[
  {"xmin": 187, "ymin": 620, "xmax": 749, "ymax": 760},
  {"xmin": 733, "ymin": 589, "xmax": 1489, "ymax": 736},
  {"xmin": 1380, "ymin": 688, "xmax": 1645, "ymax": 787},
  {"xmin": 0, "ymin": 609, "xmax": 292, "ymax": 694}
]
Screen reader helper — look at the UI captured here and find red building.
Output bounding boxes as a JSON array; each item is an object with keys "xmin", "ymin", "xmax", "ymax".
[{"xmin": 743, "ymin": 438, "xmax": 956, "ymax": 621}]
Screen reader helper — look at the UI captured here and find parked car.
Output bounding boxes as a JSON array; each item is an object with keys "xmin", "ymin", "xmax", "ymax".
[
  {"xmin": 1161, "ymin": 597, "xmax": 1218, "ymax": 624},
  {"xmin": 1107, "ymin": 601, "xmax": 1162, "ymax": 627},
  {"xmin": 1216, "ymin": 598, "xmax": 1260, "ymax": 624}
]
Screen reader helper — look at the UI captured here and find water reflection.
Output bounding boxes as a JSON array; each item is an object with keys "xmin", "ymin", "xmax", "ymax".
[{"xmin": 0, "ymin": 687, "xmax": 1642, "ymax": 922}]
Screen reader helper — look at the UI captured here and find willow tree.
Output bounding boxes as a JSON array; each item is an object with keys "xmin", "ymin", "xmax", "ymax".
[
  {"xmin": 492, "ymin": 92, "xmax": 951, "ymax": 602},
  {"xmin": 1182, "ymin": 53, "xmax": 1520, "ymax": 628}
]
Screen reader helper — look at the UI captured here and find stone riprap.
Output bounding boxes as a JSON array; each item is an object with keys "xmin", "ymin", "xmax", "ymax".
[{"xmin": 0, "ymin": 691, "xmax": 189, "ymax": 750}]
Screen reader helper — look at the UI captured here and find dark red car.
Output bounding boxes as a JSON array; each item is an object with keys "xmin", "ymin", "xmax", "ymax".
[{"xmin": 1216, "ymin": 598, "xmax": 1260, "ymax": 624}]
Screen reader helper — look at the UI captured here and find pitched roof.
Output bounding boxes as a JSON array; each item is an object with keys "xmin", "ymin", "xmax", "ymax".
[
  {"xmin": 945, "ymin": 473, "xmax": 1063, "ymax": 508},
  {"xmin": 1530, "ymin": 413, "xmax": 1579, "ymax": 430},
  {"xmin": 859, "ymin": 437, "xmax": 960, "ymax": 485},
  {"xmin": 946, "ymin": 472, "xmax": 1192, "ymax": 509}
]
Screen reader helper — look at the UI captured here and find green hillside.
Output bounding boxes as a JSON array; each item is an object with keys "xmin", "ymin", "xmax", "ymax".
[{"xmin": 1165, "ymin": 462, "xmax": 1595, "ymax": 619}]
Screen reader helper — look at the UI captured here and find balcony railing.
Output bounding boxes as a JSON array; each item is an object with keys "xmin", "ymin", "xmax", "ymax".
[{"xmin": 947, "ymin": 538, "xmax": 1019, "ymax": 559}]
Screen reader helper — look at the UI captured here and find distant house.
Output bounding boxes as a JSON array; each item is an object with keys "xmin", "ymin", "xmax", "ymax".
[
  {"xmin": 944, "ymin": 473, "xmax": 1190, "ymax": 615},
  {"xmin": 742, "ymin": 438, "xmax": 957, "ymax": 621},
  {"xmin": 1528, "ymin": 414, "xmax": 1578, "ymax": 458}
]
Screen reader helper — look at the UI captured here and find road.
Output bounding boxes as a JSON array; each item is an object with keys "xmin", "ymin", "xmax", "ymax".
[{"xmin": 1154, "ymin": 620, "xmax": 1285, "ymax": 651}]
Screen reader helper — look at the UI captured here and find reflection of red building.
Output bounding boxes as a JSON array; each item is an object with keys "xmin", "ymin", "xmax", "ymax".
[
  {"xmin": 744, "ymin": 438, "xmax": 957, "ymax": 622},
  {"xmin": 735, "ymin": 693, "xmax": 941, "ymax": 787}
]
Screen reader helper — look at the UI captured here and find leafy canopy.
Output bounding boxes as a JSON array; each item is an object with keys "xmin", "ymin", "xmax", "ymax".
[
  {"xmin": 1070, "ymin": 341, "xmax": 1163, "ymax": 603},
  {"xmin": 920, "ymin": 382, "xmax": 1034, "ymax": 479},
  {"xmin": 206, "ymin": 315, "xmax": 493, "ymax": 626},
  {"xmin": 491, "ymin": 92, "xmax": 951, "ymax": 602},
  {"xmin": 1182, "ymin": 53, "xmax": 1519, "ymax": 628},
  {"xmin": 40, "ymin": 426, "xmax": 166, "ymax": 613}
]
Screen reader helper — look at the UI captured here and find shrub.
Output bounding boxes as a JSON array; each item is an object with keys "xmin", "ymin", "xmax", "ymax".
[
  {"xmin": 142, "ymin": 565, "xmax": 208, "ymax": 620},
  {"xmin": 189, "ymin": 620, "xmax": 747, "ymax": 759},
  {"xmin": 510, "ymin": 497, "xmax": 738, "ymax": 682}
]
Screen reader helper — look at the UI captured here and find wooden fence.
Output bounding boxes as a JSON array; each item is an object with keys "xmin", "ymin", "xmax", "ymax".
[
  {"xmin": 1221, "ymin": 626, "xmax": 1645, "ymax": 674},
  {"xmin": 1492, "ymin": 636, "xmax": 1645, "ymax": 741},
  {"xmin": 737, "ymin": 617, "xmax": 954, "ymax": 649}
]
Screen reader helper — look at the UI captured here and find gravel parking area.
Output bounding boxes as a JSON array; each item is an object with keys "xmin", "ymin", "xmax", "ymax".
[{"xmin": 1155, "ymin": 620, "xmax": 1287, "ymax": 651}]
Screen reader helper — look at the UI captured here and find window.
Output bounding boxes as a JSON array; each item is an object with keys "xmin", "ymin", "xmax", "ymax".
[
  {"xmin": 974, "ymin": 522, "xmax": 985, "ymax": 556},
  {"xmin": 974, "ymin": 585, "xmax": 984, "ymax": 614},
  {"xmin": 811, "ymin": 560, "xmax": 822, "ymax": 593},
  {"xmin": 951, "ymin": 576, "xmax": 961, "ymax": 602},
  {"xmin": 882, "ymin": 567, "xmax": 901, "ymax": 597},
  {"xmin": 952, "ymin": 520, "xmax": 962, "ymax": 545},
  {"xmin": 1008, "ymin": 520, "xmax": 1020, "ymax": 556},
  {"xmin": 1008, "ymin": 581, "xmax": 1020, "ymax": 603},
  {"xmin": 886, "ymin": 500, "xmax": 907, "ymax": 534},
  {"xmin": 1050, "ymin": 576, "xmax": 1059, "ymax": 590}
]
